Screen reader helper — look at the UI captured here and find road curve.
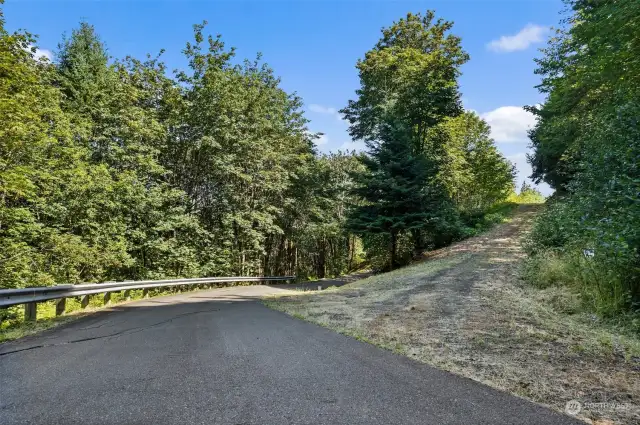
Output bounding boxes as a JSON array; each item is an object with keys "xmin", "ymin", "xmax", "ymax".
[{"xmin": 1, "ymin": 285, "xmax": 582, "ymax": 425}]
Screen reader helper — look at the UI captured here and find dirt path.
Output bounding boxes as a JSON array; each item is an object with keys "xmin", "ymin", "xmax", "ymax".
[{"xmin": 265, "ymin": 205, "xmax": 640, "ymax": 425}]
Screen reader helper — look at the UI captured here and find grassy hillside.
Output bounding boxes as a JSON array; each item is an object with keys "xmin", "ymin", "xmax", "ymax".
[{"xmin": 265, "ymin": 205, "xmax": 640, "ymax": 425}]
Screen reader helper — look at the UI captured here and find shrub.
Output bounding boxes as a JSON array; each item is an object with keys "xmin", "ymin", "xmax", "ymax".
[
  {"xmin": 522, "ymin": 250, "xmax": 576, "ymax": 289},
  {"xmin": 524, "ymin": 244, "xmax": 638, "ymax": 317}
]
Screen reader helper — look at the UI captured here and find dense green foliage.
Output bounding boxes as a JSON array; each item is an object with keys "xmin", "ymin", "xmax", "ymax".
[
  {"xmin": 342, "ymin": 12, "xmax": 515, "ymax": 269},
  {"xmin": 0, "ymin": 7, "xmax": 360, "ymax": 292},
  {"xmin": 526, "ymin": 0, "xmax": 639, "ymax": 316},
  {"xmin": 0, "ymin": 3, "xmax": 517, "ymax": 302}
]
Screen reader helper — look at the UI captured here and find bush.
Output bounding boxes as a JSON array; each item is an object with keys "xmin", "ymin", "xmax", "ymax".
[
  {"xmin": 525, "ymin": 199, "xmax": 638, "ymax": 316},
  {"xmin": 507, "ymin": 183, "xmax": 545, "ymax": 204},
  {"xmin": 522, "ymin": 250, "xmax": 576, "ymax": 289},
  {"xmin": 524, "ymin": 243, "xmax": 638, "ymax": 317},
  {"xmin": 524, "ymin": 200, "xmax": 577, "ymax": 254},
  {"xmin": 525, "ymin": 178, "xmax": 640, "ymax": 316}
]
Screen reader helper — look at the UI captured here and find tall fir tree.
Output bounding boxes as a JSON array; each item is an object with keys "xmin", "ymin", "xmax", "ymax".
[{"xmin": 342, "ymin": 11, "xmax": 469, "ymax": 267}]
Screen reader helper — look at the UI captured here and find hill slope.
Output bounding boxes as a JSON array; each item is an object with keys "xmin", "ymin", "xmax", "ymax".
[{"xmin": 266, "ymin": 205, "xmax": 640, "ymax": 425}]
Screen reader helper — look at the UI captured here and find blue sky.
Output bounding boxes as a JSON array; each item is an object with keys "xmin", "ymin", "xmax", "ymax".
[{"xmin": 4, "ymin": 0, "xmax": 563, "ymax": 194}]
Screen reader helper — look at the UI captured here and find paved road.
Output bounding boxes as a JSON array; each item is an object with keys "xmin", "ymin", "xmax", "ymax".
[{"xmin": 1, "ymin": 286, "xmax": 582, "ymax": 425}]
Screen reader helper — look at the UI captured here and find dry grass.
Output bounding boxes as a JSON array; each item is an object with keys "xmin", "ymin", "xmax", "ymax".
[{"xmin": 264, "ymin": 205, "xmax": 640, "ymax": 425}]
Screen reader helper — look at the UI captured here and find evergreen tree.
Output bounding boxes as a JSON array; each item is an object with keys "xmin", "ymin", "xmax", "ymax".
[
  {"xmin": 55, "ymin": 22, "xmax": 204, "ymax": 280},
  {"xmin": 0, "ymin": 7, "xmax": 96, "ymax": 288},
  {"xmin": 349, "ymin": 118, "xmax": 439, "ymax": 268},
  {"xmin": 342, "ymin": 11, "xmax": 469, "ymax": 267}
]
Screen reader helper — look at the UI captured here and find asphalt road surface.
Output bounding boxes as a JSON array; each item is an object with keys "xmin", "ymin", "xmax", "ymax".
[{"xmin": 1, "ymin": 285, "xmax": 583, "ymax": 425}]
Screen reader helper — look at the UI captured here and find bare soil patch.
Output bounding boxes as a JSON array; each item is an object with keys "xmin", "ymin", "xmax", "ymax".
[{"xmin": 265, "ymin": 205, "xmax": 640, "ymax": 425}]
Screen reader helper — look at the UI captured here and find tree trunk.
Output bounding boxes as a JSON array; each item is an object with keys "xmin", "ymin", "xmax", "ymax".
[
  {"xmin": 411, "ymin": 228, "xmax": 424, "ymax": 254},
  {"xmin": 274, "ymin": 236, "xmax": 286, "ymax": 275},
  {"xmin": 317, "ymin": 239, "xmax": 326, "ymax": 278},
  {"xmin": 348, "ymin": 235, "xmax": 354, "ymax": 271},
  {"xmin": 287, "ymin": 239, "xmax": 294, "ymax": 276},
  {"xmin": 263, "ymin": 236, "xmax": 272, "ymax": 276},
  {"xmin": 389, "ymin": 230, "xmax": 398, "ymax": 270}
]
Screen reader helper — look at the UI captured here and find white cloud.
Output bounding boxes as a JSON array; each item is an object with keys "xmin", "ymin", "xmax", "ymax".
[
  {"xmin": 305, "ymin": 130, "xmax": 329, "ymax": 147},
  {"xmin": 508, "ymin": 152, "xmax": 532, "ymax": 187},
  {"xmin": 25, "ymin": 45, "xmax": 52, "ymax": 61},
  {"xmin": 315, "ymin": 134, "xmax": 329, "ymax": 146},
  {"xmin": 507, "ymin": 151, "xmax": 553, "ymax": 196},
  {"xmin": 34, "ymin": 48, "xmax": 53, "ymax": 61},
  {"xmin": 481, "ymin": 106, "xmax": 536, "ymax": 143},
  {"xmin": 308, "ymin": 103, "xmax": 346, "ymax": 123},
  {"xmin": 487, "ymin": 24, "xmax": 548, "ymax": 53},
  {"xmin": 309, "ymin": 104, "xmax": 337, "ymax": 115},
  {"xmin": 507, "ymin": 152, "xmax": 528, "ymax": 166},
  {"xmin": 339, "ymin": 140, "xmax": 366, "ymax": 152}
]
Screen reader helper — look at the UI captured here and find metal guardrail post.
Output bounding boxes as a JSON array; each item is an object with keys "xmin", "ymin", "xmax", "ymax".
[
  {"xmin": 122, "ymin": 281, "xmax": 134, "ymax": 301},
  {"xmin": 81, "ymin": 295, "xmax": 90, "ymax": 309},
  {"xmin": 103, "ymin": 281, "xmax": 115, "ymax": 305},
  {"xmin": 25, "ymin": 302, "xmax": 37, "ymax": 321},
  {"xmin": 55, "ymin": 298, "xmax": 66, "ymax": 316},
  {"xmin": 143, "ymin": 288, "xmax": 149, "ymax": 298}
]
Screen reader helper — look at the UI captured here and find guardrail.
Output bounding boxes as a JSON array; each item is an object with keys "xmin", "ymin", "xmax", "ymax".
[{"xmin": 0, "ymin": 276, "xmax": 294, "ymax": 321}]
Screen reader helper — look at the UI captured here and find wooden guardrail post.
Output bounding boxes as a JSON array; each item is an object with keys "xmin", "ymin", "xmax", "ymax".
[
  {"xmin": 55, "ymin": 298, "xmax": 66, "ymax": 316},
  {"xmin": 24, "ymin": 302, "xmax": 37, "ymax": 322}
]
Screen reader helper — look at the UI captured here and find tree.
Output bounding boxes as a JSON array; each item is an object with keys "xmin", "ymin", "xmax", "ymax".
[
  {"xmin": 54, "ymin": 22, "xmax": 207, "ymax": 280},
  {"xmin": 163, "ymin": 23, "xmax": 316, "ymax": 276},
  {"xmin": 268, "ymin": 152, "xmax": 365, "ymax": 278},
  {"xmin": 0, "ymin": 6, "xmax": 96, "ymax": 288},
  {"xmin": 516, "ymin": 182, "xmax": 545, "ymax": 204},
  {"xmin": 350, "ymin": 119, "xmax": 445, "ymax": 268},
  {"xmin": 527, "ymin": 0, "xmax": 640, "ymax": 313},
  {"xmin": 438, "ymin": 112, "xmax": 515, "ymax": 214},
  {"xmin": 342, "ymin": 11, "xmax": 469, "ymax": 268},
  {"xmin": 0, "ymin": 3, "xmax": 519, "ymax": 297}
]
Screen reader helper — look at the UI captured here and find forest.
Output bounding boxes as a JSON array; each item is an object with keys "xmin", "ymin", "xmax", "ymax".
[{"xmin": 0, "ymin": 3, "xmax": 518, "ymax": 295}]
